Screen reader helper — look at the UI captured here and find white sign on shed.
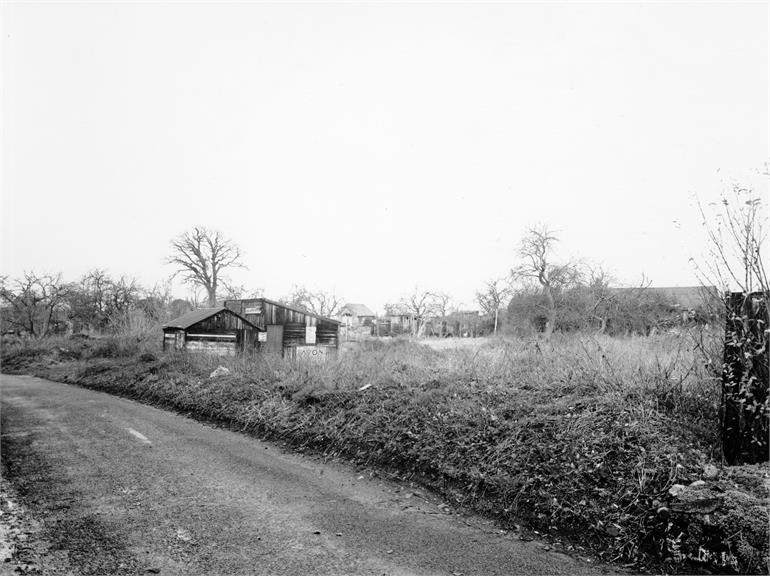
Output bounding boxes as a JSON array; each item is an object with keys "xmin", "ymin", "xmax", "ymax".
[{"xmin": 305, "ymin": 326, "xmax": 316, "ymax": 344}]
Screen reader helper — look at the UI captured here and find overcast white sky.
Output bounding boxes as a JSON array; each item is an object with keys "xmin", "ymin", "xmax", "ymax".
[{"xmin": 2, "ymin": 2, "xmax": 768, "ymax": 313}]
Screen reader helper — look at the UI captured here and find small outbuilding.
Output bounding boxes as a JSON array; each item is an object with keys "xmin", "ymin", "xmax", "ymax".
[{"xmin": 162, "ymin": 307, "xmax": 263, "ymax": 356}]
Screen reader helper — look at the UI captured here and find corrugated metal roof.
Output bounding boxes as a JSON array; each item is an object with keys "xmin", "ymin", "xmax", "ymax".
[
  {"xmin": 340, "ymin": 303, "xmax": 375, "ymax": 317},
  {"xmin": 163, "ymin": 307, "xmax": 226, "ymax": 329},
  {"xmin": 162, "ymin": 307, "xmax": 262, "ymax": 330}
]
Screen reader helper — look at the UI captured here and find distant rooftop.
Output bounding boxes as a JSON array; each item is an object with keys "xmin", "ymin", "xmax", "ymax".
[
  {"xmin": 339, "ymin": 303, "xmax": 375, "ymax": 317},
  {"xmin": 610, "ymin": 286, "xmax": 718, "ymax": 308}
]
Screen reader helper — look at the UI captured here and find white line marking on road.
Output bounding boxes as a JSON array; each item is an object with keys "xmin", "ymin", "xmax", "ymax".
[{"xmin": 127, "ymin": 428, "xmax": 151, "ymax": 444}]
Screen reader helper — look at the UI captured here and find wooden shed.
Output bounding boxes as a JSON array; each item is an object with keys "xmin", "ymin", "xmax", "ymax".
[
  {"xmin": 224, "ymin": 298, "xmax": 341, "ymax": 360},
  {"xmin": 162, "ymin": 307, "xmax": 263, "ymax": 355}
]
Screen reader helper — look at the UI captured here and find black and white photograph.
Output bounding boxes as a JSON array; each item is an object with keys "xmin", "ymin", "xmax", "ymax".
[{"xmin": 1, "ymin": 2, "xmax": 768, "ymax": 575}]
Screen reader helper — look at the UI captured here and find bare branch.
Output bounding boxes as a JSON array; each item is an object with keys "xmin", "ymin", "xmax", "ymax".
[
  {"xmin": 166, "ymin": 227, "xmax": 245, "ymax": 306},
  {"xmin": 0, "ymin": 272, "xmax": 72, "ymax": 338}
]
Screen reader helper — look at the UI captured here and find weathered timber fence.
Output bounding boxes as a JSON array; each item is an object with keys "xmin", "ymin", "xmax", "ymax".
[{"xmin": 721, "ymin": 291, "xmax": 769, "ymax": 465}]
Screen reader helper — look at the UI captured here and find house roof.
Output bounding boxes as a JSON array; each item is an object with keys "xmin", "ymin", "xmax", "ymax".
[
  {"xmin": 609, "ymin": 286, "xmax": 718, "ymax": 309},
  {"xmin": 162, "ymin": 307, "xmax": 261, "ymax": 330},
  {"xmin": 339, "ymin": 303, "xmax": 375, "ymax": 317},
  {"xmin": 652, "ymin": 286, "xmax": 718, "ymax": 308}
]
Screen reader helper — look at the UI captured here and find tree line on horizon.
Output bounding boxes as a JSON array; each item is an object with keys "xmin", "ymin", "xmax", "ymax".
[
  {"xmin": 0, "ymin": 226, "xmax": 719, "ymax": 341},
  {"xmin": 1, "ymin": 180, "xmax": 766, "ymax": 340}
]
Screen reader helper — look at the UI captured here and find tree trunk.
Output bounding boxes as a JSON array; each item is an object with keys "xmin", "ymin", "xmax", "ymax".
[
  {"xmin": 543, "ymin": 285, "xmax": 555, "ymax": 340},
  {"xmin": 207, "ymin": 286, "xmax": 217, "ymax": 307},
  {"xmin": 598, "ymin": 316, "xmax": 607, "ymax": 334}
]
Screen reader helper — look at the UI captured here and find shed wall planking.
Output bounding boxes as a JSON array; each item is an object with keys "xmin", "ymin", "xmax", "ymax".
[
  {"xmin": 224, "ymin": 298, "xmax": 340, "ymax": 355},
  {"xmin": 186, "ymin": 340, "xmax": 236, "ymax": 356}
]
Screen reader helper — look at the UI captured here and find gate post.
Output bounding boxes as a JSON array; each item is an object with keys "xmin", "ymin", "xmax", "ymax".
[{"xmin": 721, "ymin": 291, "xmax": 769, "ymax": 465}]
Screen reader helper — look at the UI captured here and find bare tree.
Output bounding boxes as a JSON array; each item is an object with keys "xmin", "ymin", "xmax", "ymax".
[
  {"xmin": 68, "ymin": 269, "xmax": 112, "ymax": 331},
  {"xmin": 429, "ymin": 291, "xmax": 452, "ymax": 337},
  {"xmin": 309, "ymin": 290, "xmax": 341, "ymax": 318},
  {"xmin": 597, "ymin": 274, "xmax": 670, "ymax": 336},
  {"xmin": 476, "ymin": 278, "xmax": 511, "ymax": 335},
  {"xmin": 402, "ymin": 289, "xmax": 437, "ymax": 337},
  {"xmin": 512, "ymin": 225, "xmax": 582, "ymax": 339},
  {"xmin": 167, "ymin": 227, "xmax": 244, "ymax": 307},
  {"xmin": 586, "ymin": 265, "xmax": 616, "ymax": 333},
  {"xmin": 281, "ymin": 285, "xmax": 341, "ymax": 318},
  {"xmin": 186, "ymin": 285, "xmax": 207, "ymax": 309},
  {"xmin": 281, "ymin": 285, "xmax": 309, "ymax": 310},
  {"xmin": 694, "ymin": 184, "xmax": 768, "ymax": 295},
  {"xmin": 0, "ymin": 272, "xmax": 72, "ymax": 338},
  {"xmin": 221, "ymin": 282, "xmax": 264, "ymax": 301},
  {"xmin": 137, "ymin": 280, "xmax": 174, "ymax": 322},
  {"xmin": 108, "ymin": 276, "xmax": 141, "ymax": 318}
]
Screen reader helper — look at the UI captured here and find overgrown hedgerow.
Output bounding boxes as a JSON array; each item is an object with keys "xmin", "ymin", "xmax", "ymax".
[{"xmin": 1, "ymin": 333, "xmax": 767, "ymax": 574}]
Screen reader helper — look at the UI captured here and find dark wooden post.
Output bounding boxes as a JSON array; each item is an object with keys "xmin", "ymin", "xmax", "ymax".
[{"xmin": 721, "ymin": 291, "xmax": 769, "ymax": 465}]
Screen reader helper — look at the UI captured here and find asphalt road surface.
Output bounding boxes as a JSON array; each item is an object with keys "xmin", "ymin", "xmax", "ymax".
[{"xmin": 1, "ymin": 375, "xmax": 617, "ymax": 576}]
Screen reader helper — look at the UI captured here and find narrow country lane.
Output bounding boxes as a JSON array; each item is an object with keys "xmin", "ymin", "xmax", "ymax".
[{"xmin": 1, "ymin": 375, "xmax": 617, "ymax": 576}]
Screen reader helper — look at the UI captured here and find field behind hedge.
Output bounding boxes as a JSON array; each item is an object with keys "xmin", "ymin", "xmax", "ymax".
[{"xmin": 1, "ymin": 332, "xmax": 767, "ymax": 574}]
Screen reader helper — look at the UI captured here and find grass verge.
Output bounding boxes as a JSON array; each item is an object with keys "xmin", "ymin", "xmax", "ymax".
[{"xmin": 1, "ymin": 333, "xmax": 767, "ymax": 574}]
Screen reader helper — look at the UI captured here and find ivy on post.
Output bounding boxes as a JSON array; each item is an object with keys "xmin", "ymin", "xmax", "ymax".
[{"xmin": 721, "ymin": 291, "xmax": 769, "ymax": 465}]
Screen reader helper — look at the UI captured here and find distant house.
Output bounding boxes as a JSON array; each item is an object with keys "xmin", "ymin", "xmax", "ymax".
[
  {"xmin": 162, "ymin": 307, "xmax": 263, "ymax": 355},
  {"xmin": 337, "ymin": 303, "xmax": 376, "ymax": 341},
  {"xmin": 648, "ymin": 286, "xmax": 719, "ymax": 309},
  {"xmin": 338, "ymin": 303, "xmax": 375, "ymax": 327},
  {"xmin": 379, "ymin": 304, "xmax": 419, "ymax": 336}
]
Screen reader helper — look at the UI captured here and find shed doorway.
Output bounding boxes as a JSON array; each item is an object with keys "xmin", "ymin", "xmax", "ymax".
[{"xmin": 265, "ymin": 325, "xmax": 283, "ymax": 354}]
